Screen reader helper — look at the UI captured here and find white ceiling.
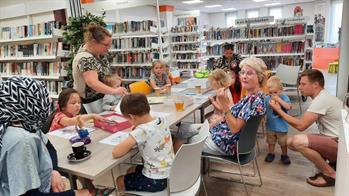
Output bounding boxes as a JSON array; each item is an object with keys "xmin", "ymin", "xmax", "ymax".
[{"xmin": 159, "ymin": 0, "xmax": 317, "ymax": 13}]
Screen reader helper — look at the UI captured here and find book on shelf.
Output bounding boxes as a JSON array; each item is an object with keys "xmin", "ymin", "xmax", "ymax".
[
  {"xmin": 0, "ymin": 42, "xmax": 58, "ymax": 58},
  {"xmin": 112, "ymin": 20, "xmax": 156, "ymax": 34},
  {"xmin": 171, "ymin": 25, "xmax": 198, "ymax": 34},
  {"xmin": 0, "ymin": 62, "xmax": 65, "ymax": 77},
  {"xmin": 0, "ymin": 21, "xmax": 62, "ymax": 40},
  {"xmin": 112, "ymin": 51, "xmax": 152, "ymax": 64},
  {"xmin": 113, "ymin": 67, "xmax": 151, "ymax": 80},
  {"xmin": 172, "ymin": 34, "xmax": 199, "ymax": 43},
  {"xmin": 111, "ymin": 37, "xmax": 158, "ymax": 49}
]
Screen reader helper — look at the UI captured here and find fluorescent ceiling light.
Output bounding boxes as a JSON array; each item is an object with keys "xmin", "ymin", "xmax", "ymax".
[
  {"xmin": 222, "ymin": 7, "xmax": 236, "ymax": 11},
  {"xmin": 253, "ymin": 0, "xmax": 269, "ymax": 2},
  {"xmin": 264, "ymin": 2, "xmax": 281, "ymax": 6},
  {"xmin": 182, "ymin": 0, "xmax": 203, "ymax": 4},
  {"xmin": 205, "ymin": 4, "xmax": 222, "ymax": 8}
]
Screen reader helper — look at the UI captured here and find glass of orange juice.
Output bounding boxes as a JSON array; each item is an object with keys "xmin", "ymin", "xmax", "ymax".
[{"xmin": 174, "ymin": 100, "xmax": 184, "ymax": 112}]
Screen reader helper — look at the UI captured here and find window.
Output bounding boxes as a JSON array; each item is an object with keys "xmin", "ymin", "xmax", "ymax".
[
  {"xmin": 329, "ymin": 0, "xmax": 343, "ymax": 43},
  {"xmin": 269, "ymin": 7, "xmax": 282, "ymax": 20},
  {"xmin": 226, "ymin": 12, "xmax": 237, "ymax": 27},
  {"xmin": 247, "ymin": 9, "xmax": 259, "ymax": 18}
]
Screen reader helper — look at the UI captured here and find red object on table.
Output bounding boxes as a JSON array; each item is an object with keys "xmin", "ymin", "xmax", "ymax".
[{"xmin": 94, "ymin": 113, "xmax": 132, "ymax": 133}]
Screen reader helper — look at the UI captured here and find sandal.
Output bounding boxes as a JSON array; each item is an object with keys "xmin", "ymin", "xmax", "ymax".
[
  {"xmin": 306, "ymin": 173, "xmax": 335, "ymax": 187},
  {"xmin": 308, "ymin": 173, "xmax": 321, "ymax": 180}
]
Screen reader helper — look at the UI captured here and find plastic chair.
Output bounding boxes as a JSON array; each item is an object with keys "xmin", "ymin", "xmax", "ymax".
[
  {"xmin": 128, "ymin": 81, "xmax": 152, "ymax": 95},
  {"xmin": 202, "ymin": 116, "xmax": 263, "ymax": 196},
  {"xmin": 122, "ymin": 120, "xmax": 209, "ymax": 196},
  {"xmin": 275, "ymin": 64, "xmax": 302, "ymax": 115},
  {"xmin": 83, "ymin": 98, "xmax": 103, "ymax": 114}
]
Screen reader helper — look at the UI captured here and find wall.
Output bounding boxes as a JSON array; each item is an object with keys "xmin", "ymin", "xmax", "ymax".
[{"xmin": 208, "ymin": 13, "xmax": 225, "ymax": 28}]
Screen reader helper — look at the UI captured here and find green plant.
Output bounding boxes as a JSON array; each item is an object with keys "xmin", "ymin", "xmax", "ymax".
[{"xmin": 63, "ymin": 12, "xmax": 106, "ymax": 86}]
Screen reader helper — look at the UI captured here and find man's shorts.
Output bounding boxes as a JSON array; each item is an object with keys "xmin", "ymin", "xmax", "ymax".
[
  {"xmin": 307, "ymin": 134, "xmax": 338, "ymax": 162},
  {"xmin": 266, "ymin": 131, "xmax": 287, "ymax": 146},
  {"xmin": 124, "ymin": 165, "xmax": 167, "ymax": 192}
]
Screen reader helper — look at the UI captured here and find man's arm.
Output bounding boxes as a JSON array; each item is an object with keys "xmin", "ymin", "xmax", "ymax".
[{"xmin": 269, "ymin": 100, "xmax": 319, "ymax": 131}]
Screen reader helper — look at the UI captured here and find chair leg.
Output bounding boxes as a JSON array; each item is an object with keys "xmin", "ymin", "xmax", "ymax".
[
  {"xmin": 254, "ymin": 155, "xmax": 263, "ymax": 187},
  {"xmin": 201, "ymin": 175, "xmax": 208, "ymax": 196},
  {"xmin": 237, "ymin": 155, "xmax": 249, "ymax": 196}
]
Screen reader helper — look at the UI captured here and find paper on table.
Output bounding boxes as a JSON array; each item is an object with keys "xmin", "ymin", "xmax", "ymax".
[
  {"xmin": 99, "ymin": 131, "xmax": 130, "ymax": 146},
  {"xmin": 147, "ymin": 96, "xmax": 166, "ymax": 104},
  {"xmin": 171, "ymin": 88, "xmax": 186, "ymax": 93},
  {"xmin": 47, "ymin": 126, "xmax": 95, "ymax": 139},
  {"xmin": 150, "ymin": 111, "xmax": 170, "ymax": 119}
]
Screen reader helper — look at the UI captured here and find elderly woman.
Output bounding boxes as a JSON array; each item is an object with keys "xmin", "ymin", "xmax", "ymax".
[
  {"xmin": 0, "ymin": 77, "xmax": 91, "ymax": 196},
  {"xmin": 176, "ymin": 57, "xmax": 267, "ymax": 156},
  {"xmin": 73, "ymin": 23, "xmax": 127, "ymax": 104}
]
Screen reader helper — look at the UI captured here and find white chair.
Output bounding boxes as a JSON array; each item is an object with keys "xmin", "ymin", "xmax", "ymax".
[
  {"xmin": 275, "ymin": 64, "xmax": 302, "ymax": 115},
  {"xmin": 83, "ymin": 98, "xmax": 104, "ymax": 114},
  {"xmin": 122, "ymin": 120, "xmax": 209, "ymax": 196}
]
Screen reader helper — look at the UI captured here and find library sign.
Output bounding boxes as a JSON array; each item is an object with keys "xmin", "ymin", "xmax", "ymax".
[{"xmin": 235, "ymin": 16, "xmax": 274, "ymax": 25}]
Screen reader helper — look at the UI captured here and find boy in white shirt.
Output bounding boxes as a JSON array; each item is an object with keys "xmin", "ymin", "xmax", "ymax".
[{"xmin": 112, "ymin": 93, "xmax": 175, "ymax": 192}]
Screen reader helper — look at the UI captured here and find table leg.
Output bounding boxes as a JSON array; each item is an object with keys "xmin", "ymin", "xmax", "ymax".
[
  {"xmin": 68, "ymin": 174, "xmax": 78, "ymax": 189},
  {"xmin": 200, "ymin": 107, "xmax": 205, "ymax": 123}
]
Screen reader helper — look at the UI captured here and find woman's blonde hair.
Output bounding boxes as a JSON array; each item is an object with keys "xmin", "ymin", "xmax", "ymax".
[
  {"xmin": 239, "ymin": 56, "xmax": 267, "ymax": 85},
  {"xmin": 266, "ymin": 75, "xmax": 283, "ymax": 91},
  {"xmin": 104, "ymin": 74, "xmax": 122, "ymax": 87},
  {"xmin": 84, "ymin": 23, "xmax": 111, "ymax": 43},
  {"xmin": 208, "ymin": 69, "xmax": 232, "ymax": 88}
]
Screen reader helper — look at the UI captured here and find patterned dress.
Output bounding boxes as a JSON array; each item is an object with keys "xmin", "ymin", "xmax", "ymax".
[
  {"xmin": 213, "ymin": 53, "xmax": 242, "ymax": 73},
  {"xmin": 72, "ymin": 46, "xmax": 111, "ymax": 102},
  {"xmin": 210, "ymin": 92, "xmax": 266, "ymax": 155}
]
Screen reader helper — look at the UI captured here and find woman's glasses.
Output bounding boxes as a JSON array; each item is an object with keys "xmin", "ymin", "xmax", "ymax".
[{"xmin": 239, "ymin": 70, "xmax": 256, "ymax": 77}]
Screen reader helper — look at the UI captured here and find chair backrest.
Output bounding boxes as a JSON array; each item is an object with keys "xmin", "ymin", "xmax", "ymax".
[
  {"xmin": 128, "ymin": 81, "xmax": 152, "ymax": 95},
  {"xmin": 275, "ymin": 64, "xmax": 301, "ymax": 85},
  {"xmin": 169, "ymin": 120, "xmax": 209, "ymax": 193},
  {"xmin": 237, "ymin": 115, "xmax": 263, "ymax": 154},
  {"xmin": 83, "ymin": 98, "xmax": 103, "ymax": 114}
]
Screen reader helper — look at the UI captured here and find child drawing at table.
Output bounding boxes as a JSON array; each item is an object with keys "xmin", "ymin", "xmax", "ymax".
[
  {"xmin": 207, "ymin": 69, "xmax": 234, "ymax": 127},
  {"xmin": 112, "ymin": 93, "xmax": 174, "ymax": 192},
  {"xmin": 102, "ymin": 74, "xmax": 122, "ymax": 111},
  {"xmin": 149, "ymin": 60, "xmax": 171, "ymax": 93},
  {"xmin": 48, "ymin": 88, "xmax": 105, "ymax": 132}
]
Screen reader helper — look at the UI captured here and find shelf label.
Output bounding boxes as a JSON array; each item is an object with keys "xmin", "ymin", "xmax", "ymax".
[{"xmin": 235, "ymin": 16, "xmax": 274, "ymax": 25}]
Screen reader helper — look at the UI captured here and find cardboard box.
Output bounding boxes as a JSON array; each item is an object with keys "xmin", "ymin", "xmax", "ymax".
[{"xmin": 94, "ymin": 113, "xmax": 132, "ymax": 133}]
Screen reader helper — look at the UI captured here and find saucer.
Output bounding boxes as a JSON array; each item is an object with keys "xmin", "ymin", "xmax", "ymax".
[{"xmin": 67, "ymin": 150, "xmax": 92, "ymax": 162}]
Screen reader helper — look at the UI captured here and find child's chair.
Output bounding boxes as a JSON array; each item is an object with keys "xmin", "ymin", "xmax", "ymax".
[{"xmin": 128, "ymin": 81, "xmax": 152, "ymax": 95}]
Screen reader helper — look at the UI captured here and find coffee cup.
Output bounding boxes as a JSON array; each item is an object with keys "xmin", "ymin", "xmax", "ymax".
[
  {"xmin": 72, "ymin": 142, "xmax": 86, "ymax": 159},
  {"xmin": 195, "ymin": 85, "xmax": 201, "ymax": 94},
  {"xmin": 154, "ymin": 88, "xmax": 160, "ymax": 96},
  {"xmin": 166, "ymin": 84, "xmax": 171, "ymax": 95}
]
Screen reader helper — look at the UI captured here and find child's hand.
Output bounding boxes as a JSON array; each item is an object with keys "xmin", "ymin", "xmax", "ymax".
[
  {"xmin": 272, "ymin": 95, "xmax": 281, "ymax": 103},
  {"xmin": 92, "ymin": 114, "xmax": 107, "ymax": 122},
  {"xmin": 114, "ymin": 87, "xmax": 128, "ymax": 96},
  {"xmin": 269, "ymin": 99, "xmax": 281, "ymax": 112}
]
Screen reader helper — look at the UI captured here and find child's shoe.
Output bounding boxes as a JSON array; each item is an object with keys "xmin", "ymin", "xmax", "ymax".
[
  {"xmin": 281, "ymin": 155, "xmax": 291, "ymax": 165},
  {"xmin": 265, "ymin": 153, "xmax": 275, "ymax": 162}
]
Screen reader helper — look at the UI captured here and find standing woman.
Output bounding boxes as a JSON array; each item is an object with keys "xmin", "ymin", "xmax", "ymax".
[{"xmin": 73, "ymin": 23, "xmax": 127, "ymax": 104}]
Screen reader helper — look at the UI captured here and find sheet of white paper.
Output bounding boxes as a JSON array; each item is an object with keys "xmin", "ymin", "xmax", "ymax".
[
  {"xmin": 150, "ymin": 111, "xmax": 170, "ymax": 119},
  {"xmin": 171, "ymin": 88, "xmax": 186, "ymax": 93},
  {"xmin": 47, "ymin": 126, "xmax": 95, "ymax": 139},
  {"xmin": 99, "ymin": 131, "xmax": 130, "ymax": 146},
  {"xmin": 114, "ymin": 101, "xmax": 121, "ymax": 113}
]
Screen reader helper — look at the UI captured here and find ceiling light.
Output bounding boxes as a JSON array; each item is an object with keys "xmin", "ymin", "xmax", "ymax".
[
  {"xmin": 222, "ymin": 7, "xmax": 236, "ymax": 11},
  {"xmin": 182, "ymin": 0, "xmax": 203, "ymax": 4},
  {"xmin": 205, "ymin": 4, "xmax": 222, "ymax": 8},
  {"xmin": 264, "ymin": 2, "xmax": 281, "ymax": 6},
  {"xmin": 253, "ymin": 0, "xmax": 269, "ymax": 2}
]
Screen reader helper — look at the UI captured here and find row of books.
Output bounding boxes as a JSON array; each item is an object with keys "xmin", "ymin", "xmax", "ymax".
[
  {"xmin": 306, "ymin": 38, "xmax": 313, "ymax": 48},
  {"xmin": 172, "ymin": 35, "xmax": 199, "ymax": 43},
  {"xmin": 0, "ymin": 42, "xmax": 58, "ymax": 58},
  {"xmin": 204, "ymin": 23, "xmax": 306, "ymax": 41},
  {"xmin": 0, "ymin": 21, "xmax": 62, "ymax": 40},
  {"xmin": 249, "ymin": 41, "xmax": 305, "ymax": 55},
  {"xmin": 175, "ymin": 53, "xmax": 200, "ymax": 60},
  {"xmin": 0, "ymin": 62, "xmax": 64, "ymax": 76},
  {"xmin": 112, "ymin": 51, "xmax": 153, "ymax": 64},
  {"xmin": 109, "ymin": 20, "xmax": 155, "ymax": 34},
  {"xmin": 265, "ymin": 56, "xmax": 305, "ymax": 70},
  {"xmin": 305, "ymin": 50, "xmax": 313, "ymax": 61},
  {"xmin": 43, "ymin": 80, "xmax": 64, "ymax": 96},
  {"xmin": 172, "ymin": 44, "xmax": 199, "ymax": 51},
  {"xmin": 204, "ymin": 28, "xmax": 248, "ymax": 41},
  {"xmin": 111, "ymin": 37, "xmax": 156, "ymax": 49},
  {"xmin": 171, "ymin": 25, "xmax": 198, "ymax": 33},
  {"xmin": 175, "ymin": 62, "xmax": 200, "ymax": 70},
  {"xmin": 113, "ymin": 67, "xmax": 151, "ymax": 80}
]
